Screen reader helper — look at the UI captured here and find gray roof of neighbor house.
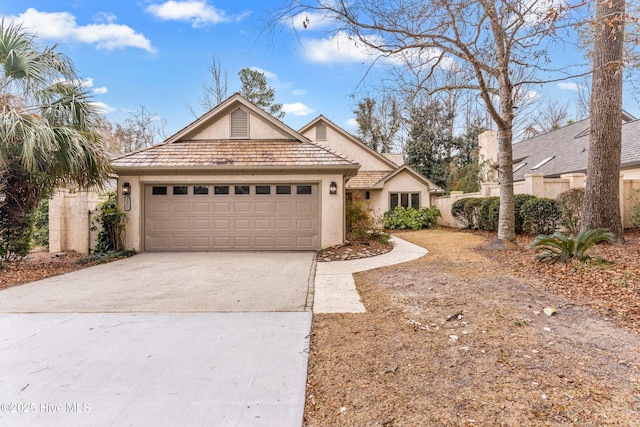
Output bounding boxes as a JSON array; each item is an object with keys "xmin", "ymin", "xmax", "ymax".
[
  {"xmin": 511, "ymin": 118, "xmax": 640, "ymax": 181},
  {"xmin": 111, "ymin": 139, "xmax": 358, "ymax": 169}
]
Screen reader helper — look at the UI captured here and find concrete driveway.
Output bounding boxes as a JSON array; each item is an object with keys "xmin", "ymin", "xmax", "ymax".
[
  {"xmin": 0, "ymin": 252, "xmax": 315, "ymax": 312},
  {"xmin": 0, "ymin": 252, "xmax": 315, "ymax": 427}
]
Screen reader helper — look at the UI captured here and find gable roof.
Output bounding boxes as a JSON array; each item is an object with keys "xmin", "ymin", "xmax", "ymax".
[
  {"xmin": 511, "ymin": 117, "xmax": 640, "ymax": 181},
  {"xmin": 112, "ymin": 94, "xmax": 359, "ymax": 172},
  {"xmin": 299, "ymin": 115, "xmax": 400, "ymax": 170}
]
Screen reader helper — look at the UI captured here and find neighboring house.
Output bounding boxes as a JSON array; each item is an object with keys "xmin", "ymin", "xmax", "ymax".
[
  {"xmin": 436, "ymin": 114, "xmax": 640, "ymax": 228},
  {"xmin": 51, "ymin": 94, "xmax": 443, "ymax": 253},
  {"xmin": 479, "ymin": 114, "xmax": 640, "ymax": 182},
  {"xmin": 299, "ymin": 115, "xmax": 444, "ymax": 217}
]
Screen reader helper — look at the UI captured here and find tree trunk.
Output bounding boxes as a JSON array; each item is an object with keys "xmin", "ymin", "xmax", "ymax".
[
  {"xmin": 497, "ymin": 124, "xmax": 516, "ymax": 242},
  {"xmin": 582, "ymin": 0, "xmax": 625, "ymax": 240}
]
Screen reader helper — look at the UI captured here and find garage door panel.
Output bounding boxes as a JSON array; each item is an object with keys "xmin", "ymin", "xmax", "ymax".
[
  {"xmin": 145, "ymin": 184, "xmax": 319, "ymax": 250},
  {"xmin": 234, "ymin": 219, "xmax": 251, "ymax": 230},
  {"xmin": 172, "ymin": 203, "xmax": 189, "ymax": 214},
  {"xmin": 193, "ymin": 219, "xmax": 210, "ymax": 230},
  {"xmin": 192, "ymin": 202, "xmax": 210, "ymax": 213},
  {"xmin": 213, "ymin": 202, "xmax": 231, "ymax": 213}
]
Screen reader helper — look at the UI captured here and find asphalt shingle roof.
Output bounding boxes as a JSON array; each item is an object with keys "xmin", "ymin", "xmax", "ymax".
[
  {"xmin": 511, "ymin": 118, "xmax": 640, "ymax": 181},
  {"xmin": 111, "ymin": 139, "xmax": 357, "ymax": 168}
]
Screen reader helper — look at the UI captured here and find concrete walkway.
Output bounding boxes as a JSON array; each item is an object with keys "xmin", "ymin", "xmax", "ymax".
[{"xmin": 313, "ymin": 236, "xmax": 427, "ymax": 313}]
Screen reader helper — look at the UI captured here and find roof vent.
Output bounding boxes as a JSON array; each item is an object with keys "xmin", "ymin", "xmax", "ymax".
[
  {"xmin": 316, "ymin": 123, "xmax": 327, "ymax": 140},
  {"xmin": 230, "ymin": 108, "xmax": 249, "ymax": 138}
]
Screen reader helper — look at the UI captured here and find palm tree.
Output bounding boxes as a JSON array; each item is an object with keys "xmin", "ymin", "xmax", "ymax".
[{"xmin": 0, "ymin": 20, "xmax": 111, "ymax": 258}]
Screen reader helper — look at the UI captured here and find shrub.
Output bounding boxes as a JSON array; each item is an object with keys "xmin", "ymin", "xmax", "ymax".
[
  {"xmin": 478, "ymin": 197, "xmax": 500, "ymax": 231},
  {"xmin": 384, "ymin": 206, "xmax": 441, "ymax": 230},
  {"xmin": 93, "ymin": 192, "xmax": 126, "ymax": 253},
  {"xmin": 528, "ymin": 228, "xmax": 616, "ymax": 263},
  {"xmin": 520, "ymin": 197, "xmax": 561, "ymax": 235},
  {"xmin": 451, "ymin": 197, "xmax": 484, "ymax": 229},
  {"xmin": 514, "ymin": 194, "xmax": 537, "ymax": 234},
  {"xmin": 78, "ymin": 249, "xmax": 137, "ymax": 265},
  {"xmin": 630, "ymin": 188, "xmax": 640, "ymax": 228},
  {"xmin": 31, "ymin": 199, "xmax": 49, "ymax": 248},
  {"xmin": 346, "ymin": 197, "xmax": 390, "ymax": 243},
  {"xmin": 557, "ymin": 188, "xmax": 584, "ymax": 235}
]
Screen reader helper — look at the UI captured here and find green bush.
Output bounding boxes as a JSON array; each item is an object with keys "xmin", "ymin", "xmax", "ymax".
[
  {"xmin": 557, "ymin": 188, "xmax": 584, "ymax": 235},
  {"xmin": 451, "ymin": 197, "xmax": 484, "ymax": 229},
  {"xmin": 31, "ymin": 199, "xmax": 49, "ymax": 248},
  {"xmin": 384, "ymin": 206, "xmax": 441, "ymax": 230},
  {"xmin": 346, "ymin": 197, "xmax": 390, "ymax": 243},
  {"xmin": 528, "ymin": 228, "xmax": 615, "ymax": 263},
  {"xmin": 630, "ymin": 188, "xmax": 640, "ymax": 228},
  {"xmin": 520, "ymin": 197, "xmax": 561, "ymax": 235},
  {"xmin": 478, "ymin": 197, "xmax": 500, "ymax": 232},
  {"xmin": 514, "ymin": 194, "xmax": 537, "ymax": 234},
  {"xmin": 93, "ymin": 192, "xmax": 126, "ymax": 253}
]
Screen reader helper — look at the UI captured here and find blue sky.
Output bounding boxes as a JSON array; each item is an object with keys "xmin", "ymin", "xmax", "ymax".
[{"xmin": 2, "ymin": 1, "xmax": 637, "ymax": 140}]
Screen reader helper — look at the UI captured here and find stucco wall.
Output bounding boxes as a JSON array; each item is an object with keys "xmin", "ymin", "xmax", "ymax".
[
  {"xmin": 302, "ymin": 125, "xmax": 392, "ymax": 171},
  {"xmin": 192, "ymin": 110, "xmax": 291, "ymax": 140},
  {"xmin": 117, "ymin": 172, "xmax": 346, "ymax": 251},
  {"xmin": 49, "ymin": 189, "xmax": 102, "ymax": 254}
]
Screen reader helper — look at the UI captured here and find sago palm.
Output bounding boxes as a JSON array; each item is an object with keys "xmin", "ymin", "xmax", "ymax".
[{"xmin": 528, "ymin": 228, "xmax": 616, "ymax": 263}]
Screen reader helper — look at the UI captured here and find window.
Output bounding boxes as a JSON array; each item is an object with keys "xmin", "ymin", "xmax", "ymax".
[
  {"xmin": 214, "ymin": 185, "xmax": 229, "ymax": 195},
  {"xmin": 531, "ymin": 156, "xmax": 555, "ymax": 170},
  {"xmin": 230, "ymin": 108, "xmax": 249, "ymax": 138},
  {"xmin": 193, "ymin": 185, "xmax": 209, "ymax": 195},
  {"xmin": 365, "ymin": 191, "xmax": 370, "ymax": 200},
  {"xmin": 297, "ymin": 185, "xmax": 312, "ymax": 195},
  {"xmin": 276, "ymin": 185, "xmax": 291, "ymax": 195},
  {"xmin": 235, "ymin": 185, "xmax": 250, "ymax": 195},
  {"xmin": 173, "ymin": 186, "xmax": 188, "ymax": 195},
  {"xmin": 256, "ymin": 185, "xmax": 271, "ymax": 195},
  {"xmin": 513, "ymin": 162, "xmax": 527, "ymax": 173},
  {"xmin": 390, "ymin": 192, "xmax": 420, "ymax": 209},
  {"xmin": 152, "ymin": 186, "xmax": 167, "ymax": 195},
  {"xmin": 316, "ymin": 123, "xmax": 327, "ymax": 140},
  {"xmin": 390, "ymin": 193, "xmax": 398, "ymax": 209}
]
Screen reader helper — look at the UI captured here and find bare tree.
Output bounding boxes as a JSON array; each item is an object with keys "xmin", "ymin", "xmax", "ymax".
[
  {"xmin": 582, "ymin": 0, "xmax": 626, "ymax": 240},
  {"xmin": 188, "ymin": 54, "xmax": 229, "ymax": 117},
  {"xmin": 353, "ymin": 95, "xmax": 401, "ymax": 153},
  {"xmin": 524, "ymin": 101, "xmax": 570, "ymax": 135},
  {"xmin": 105, "ymin": 106, "xmax": 166, "ymax": 154},
  {"xmin": 275, "ymin": 0, "xmax": 580, "ymax": 242}
]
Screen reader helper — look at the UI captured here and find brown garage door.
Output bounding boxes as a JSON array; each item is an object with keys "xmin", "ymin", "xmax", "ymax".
[{"xmin": 144, "ymin": 184, "xmax": 319, "ymax": 251}]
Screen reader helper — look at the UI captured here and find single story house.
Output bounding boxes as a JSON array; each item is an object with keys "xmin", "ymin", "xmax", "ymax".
[{"xmin": 105, "ymin": 93, "xmax": 441, "ymax": 253}]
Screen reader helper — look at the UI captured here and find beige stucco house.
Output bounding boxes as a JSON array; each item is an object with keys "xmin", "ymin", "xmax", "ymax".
[
  {"xmin": 51, "ymin": 94, "xmax": 442, "ymax": 253},
  {"xmin": 299, "ymin": 115, "xmax": 443, "ymax": 217}
]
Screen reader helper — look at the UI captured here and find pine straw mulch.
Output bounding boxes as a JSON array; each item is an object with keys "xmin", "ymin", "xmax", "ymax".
[
  {"xmin": 0, "ymin": 250, "xmax": 86, "ymax": 290},
  {"xmin": 304, "ymin": 228, "xmax": 640, "ymax": 426},
  {"xmin": 490, "ymin": 228, "xmax": 640, "ymax": 334}
]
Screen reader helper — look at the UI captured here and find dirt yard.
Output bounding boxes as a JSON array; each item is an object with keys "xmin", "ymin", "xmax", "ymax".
[{"xmin": 305, "ymin": 229, "xmax": 640, "ymax": 426}]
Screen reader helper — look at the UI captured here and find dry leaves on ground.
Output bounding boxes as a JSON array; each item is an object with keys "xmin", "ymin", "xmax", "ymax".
[
  {"xmin": 0, "ymin": 251, "xmax": 85, "ymax": 290},
  {"xmin": 304, "ymin": 229, "xmax": 640, "ymax": 426}
]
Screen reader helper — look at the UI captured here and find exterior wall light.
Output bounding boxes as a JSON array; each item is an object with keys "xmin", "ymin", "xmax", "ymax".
[
  {"xmin": 122, "ymin": 182, "xmax": 131, "ymax": 196},
  {"xmin": 329, "ymin": 181, "xmax": 338, "ymax": 195}
]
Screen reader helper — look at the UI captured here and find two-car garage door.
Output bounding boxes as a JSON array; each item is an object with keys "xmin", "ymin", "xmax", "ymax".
[{"xmin": 144, "ymin": 184, "xmax": 319, "ymax": 251}]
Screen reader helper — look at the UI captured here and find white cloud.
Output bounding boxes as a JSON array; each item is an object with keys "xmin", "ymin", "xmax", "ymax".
[
  {"xmin": 346, "ymin": 117, "xmax": 358, "ymax": 129},
  {"xmin": 146, "ymin": 1, "xmax": 247, "ymax": 27},
  {"xmin": 301, "ymin": 31, "xmax": 382, "ymax": 64},
  {"xmin": 248, "ymin": 66, "xmax": 294, "ymax": 90},
  {"xmin": 558, "ymin": 82, "xmax": 583, "ymax": 92},
  {"xmin": 93, "ymin": 86, "xmax": 108, "ymax": 95},
  {"xmin": 250, "ymin": 66, "xmax": 278, "ymax": 80},
  {"xmin": 9, "ymin": 8, "xmax": 154, "ymax": 52},
  {"xmin": 292, "ymin": 88, "xmax": 307, "ymax": 96},
  {"xmin": 282, "ymin": 102, "xmax": 314, "ymax": 116},
  {"xmin": 92, "ymin": 101, "xmax": 115, "ymax": 114}
]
